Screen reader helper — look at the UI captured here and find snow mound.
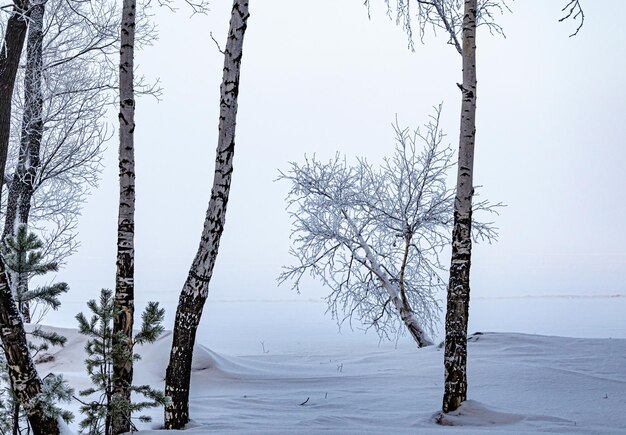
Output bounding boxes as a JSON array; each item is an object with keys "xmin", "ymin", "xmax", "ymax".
[
  {"xmin": 433, "ymin": 400, "xmax": 581, "ymax": 432},
  {"xmin": 435, "ymin": 400, "xmax": 526, "ymax": 426},
  {"xmin": 21, "ymin": 321, "xmax": 626, "ymax": 434}
]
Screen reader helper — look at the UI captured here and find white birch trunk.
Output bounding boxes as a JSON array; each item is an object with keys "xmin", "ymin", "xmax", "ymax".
[
  {"xmin": 164, "ymin": 1, "xmax": 250, "ymax": 429},
  {"xmin": 442, "ymin": 0, "xmax": 478, "ymax": 414},
  {"xmin": 0, "ymin": 1, "xmax": 60, "ymax": 433},
  {"xmin": 3, "ymin": 0, "xmax": 46, "ymax": 323},
  {"xmin": 113, "ymin": 0, "xmax": 136, "ymax": 432}
]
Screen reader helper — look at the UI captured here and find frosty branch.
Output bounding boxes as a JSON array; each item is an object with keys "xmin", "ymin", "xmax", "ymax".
[
  {"xmin": 364, "ymin": 0, "xmax": 510, "ymax": 52},
  {"xmin": 366, "ymin": 0, "xmax": 584, "ymax": 51},
  {"xmin": 279, "ymin": 106, "xmax": 498, "ymax": 347},
  {"xmin": 148, "ymin": 0, "xmax": 210, "ymax": 15}
]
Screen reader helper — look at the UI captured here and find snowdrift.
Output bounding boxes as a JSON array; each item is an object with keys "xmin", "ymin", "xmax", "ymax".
[{"xmin": 30, "ymin": 326, "xmax": 626, "ymax": 434}]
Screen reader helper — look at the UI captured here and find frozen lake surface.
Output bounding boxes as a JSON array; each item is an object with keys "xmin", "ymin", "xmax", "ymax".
[{"xmin": 44, "ymin": 295, "xmax": 626, "ymax": 355}]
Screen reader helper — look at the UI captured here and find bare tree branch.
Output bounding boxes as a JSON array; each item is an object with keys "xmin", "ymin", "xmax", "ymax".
[
  {"xmin": 559, "ymin": 0, "xmax": 584, "ymax": 37},
  {"xmin": 363, "ymin": 0, "xmax": 510, "ymax": 53},
  {"xmin": 209, "ymin": 31, "xmax": 225, "ymax": 55},
  {"xmin": 279, "ymin": 106, "xmax": 499, "ymax": 346}
]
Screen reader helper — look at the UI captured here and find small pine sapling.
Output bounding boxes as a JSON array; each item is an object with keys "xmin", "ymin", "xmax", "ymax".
[
  {"xmin": 2, "ymin": 224, "xmax": 69, "ymax": 323},
  {"xmin": 0, "ymin": 323, "xmax": 73, "ymax": 432},
  {"xmin": 76, "ymin": 289, "xmax": 168, "ymax": 434},
  {"xmin": 32, "ymin": 373, "xmax": 75, "ymax": 425},
  {"xmin": 0, "ymin": 225, "xmax": 72, "ymax": 432},
  {"xmin": 0, "ymin": 362, "xmax": 74, "ymax": 433}
]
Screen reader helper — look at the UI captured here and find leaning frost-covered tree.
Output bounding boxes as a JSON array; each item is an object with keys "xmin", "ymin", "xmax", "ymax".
[
  {"xmin": 365, "ymin": 0, "xmax": 584, "ymax": 415},
  {"xmin": 164, "ymin": 0, "xmax": 250, "ymax": 429},
  {"xmin": 0, "ymin": 0, "xmax": 62, "ymax": 433},
  {"xmin": 279, "ymin": 107, "xmax": 497, "ymax": 347}
]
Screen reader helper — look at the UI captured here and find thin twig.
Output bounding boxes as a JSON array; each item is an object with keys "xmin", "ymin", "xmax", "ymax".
[
  {"xmin": 559, "ymin": 0, "xmax": 585, "ymax": 37},
  {"xmin": 209, "ymin": 31, "xmax": 225, "ymax": 55}
]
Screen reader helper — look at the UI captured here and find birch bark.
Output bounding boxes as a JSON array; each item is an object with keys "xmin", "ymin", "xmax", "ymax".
[
  {"xmin": 0, "ymin": 1, "xmax": 59, "ymax": 433},
  {"xmin": 112, "ymin": 0, "xmax": 136, "ymax": 433},
  {"xmin": 2, "ymin": 1, "xmax": 46, "ymax": 322},
  {"xmin": 0, "ymin": 1, "xmax": 28, "ymax": 190},
  {"xmin": 442, "ymin": 0, "xmax": 477, "ymax": 413},
  {"xmin": 164, "ymin": 0, "xmax": 250, "ymax": 429}
]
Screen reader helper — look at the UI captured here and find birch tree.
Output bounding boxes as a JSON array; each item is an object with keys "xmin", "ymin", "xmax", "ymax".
[
  {"xmin": 108, "ymin": 0, "xmax": 210, "ymax": 431},
  {"xmin": 2, "ymin": 0, "xmax": 121, "ymax": 326},
  {"xmin": 0, "ymin": 1, "xmax": 61, "ymax": 432},
  {"xmin": 111, "ymin": 1, "xmax": 208, "ymax": 431},
  {"xmin": 281, "ymin": 115, "xmax": 448, "ymax": 347},
  {"xmin": 112, "ymin": 0, "xmax": 137, "ymax": 433},
  {"xmin": 441, "ymin": 1, "xmax": 583, "ymax": 413},
  {"xmin": 0, "ymin": 1, "xmax": 28, "ymax": 181},
  {"xmin": 0, "ymin": 1, "xmax": 157, "ymax": 430},
  {"xmin": 3, "ymin": 0, "xmax": 117, "ymax": 268},
  {"xmin": 442, "ymin": 0, "xmax": 478, "ymax": 413},
  {"xmin": 164, "ymin": 0, "xmax": 250, "ymax": 428},
  {"xmin": 365, "ymin": 0, "xmax": 585, "ymax": 415},
  {"xmin": 3, "ymin": 0, "xmax": 45, "ymax": 322},
  {"xmin": 279, "ymin": 108, "xmax": 497, "ymax": 348},
  {"xmin": 2, "ymin": 0, "xmax": 163, "ymax": 273}
]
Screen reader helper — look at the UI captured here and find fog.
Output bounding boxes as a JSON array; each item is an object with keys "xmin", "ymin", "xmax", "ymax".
[{"xmin": 57, "ymin": 0, "xmax": 626, "ymax": 305}]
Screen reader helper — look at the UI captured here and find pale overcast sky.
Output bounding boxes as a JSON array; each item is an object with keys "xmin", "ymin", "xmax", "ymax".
[{"xmin": 58, "ymin": 0, "xmax": 626, "ymax": 304}]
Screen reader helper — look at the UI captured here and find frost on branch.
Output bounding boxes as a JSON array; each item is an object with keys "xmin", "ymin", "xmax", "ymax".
[
  {"xmin": 279, "ymin": 106, "xmax": 499, "ymax": 347},
  {"xmin": 364, "ymin": 0, "xmax": 510, "ymax": 53}
]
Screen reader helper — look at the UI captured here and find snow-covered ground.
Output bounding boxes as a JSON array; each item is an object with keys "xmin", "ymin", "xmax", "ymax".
[{"xmin": 38, "ymin": 296, "xmax": 626, "ymax": 434}]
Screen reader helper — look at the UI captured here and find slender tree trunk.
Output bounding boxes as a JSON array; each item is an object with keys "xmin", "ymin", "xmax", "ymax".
[
  {"xmin": 442, "ymin": 0, "xmax": 477, "ymax": 414},
  {"xmin": 16, "ymin": 267, "xmax": 29, "ymax": 322},
  {"xmin": 112, "ymin": 0, "xmax": 136, "ymax": 433},
  {"xmin": 0, "ymin": 1, "xmax": 28, "ymax": 192},
  {"xmin": 164, "ymin": 1, "xmax": 250, "ymax": 429},
  {"xmin": 12, "ymin": 403, "xmax": 19, "ymax": 435},
  {"xmin": 394, "ymin": 295, "xmax": 433, "ymax": 347},
  {"xmin": 3, "ymin": 1, "xmax": 46, "ymax": 323},
  {"xmin": 0, "ymin": 2, "xmax": 59, "ymax": 433},
  {"xmin": 343, "ymin": 211, "xmax": 433, "ymax": 348}
]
